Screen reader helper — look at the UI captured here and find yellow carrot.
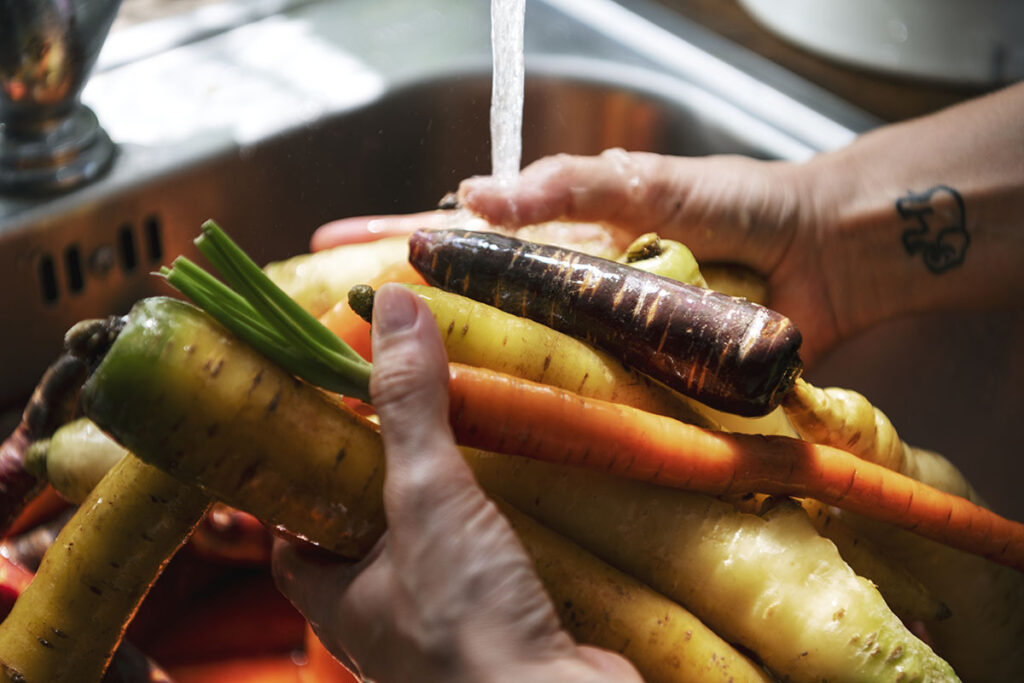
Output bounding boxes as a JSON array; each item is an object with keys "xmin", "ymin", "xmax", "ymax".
[
  {"xmin": 783, "ymin": 378, "xmax": 983, "ymax": 504},
  {"xmin": 782, "ymin": 377, "xmax": 1024, "ymax": 680},
  {"xmin": 499, "ymin": 500, "xmax": 772, "ymax": 683},
  {"xmin": 468, "ymin": 451, "xmax": 956, "ymax": 681}
]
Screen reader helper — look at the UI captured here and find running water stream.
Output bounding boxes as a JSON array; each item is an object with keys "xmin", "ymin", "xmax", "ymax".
[{"xmin": 490, "ymin": 0, "xmax": 526, "ymax": 187}]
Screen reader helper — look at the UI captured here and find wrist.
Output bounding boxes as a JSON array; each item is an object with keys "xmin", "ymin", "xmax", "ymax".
[
  {"xmin": 801, "ymin": 87, "xmax": 1024, "ymax": 340},
  {"xmin": 799, "ymin": 144, "xmax": 911, "ymax": 337}
]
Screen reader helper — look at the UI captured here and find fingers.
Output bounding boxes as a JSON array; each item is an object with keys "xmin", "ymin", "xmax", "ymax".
[
  {"xmin": 458, "ymin": 149, "xmax": 672, "ymax": 230},
  {"xmin": 576, "ymin": 645, "xmax": 645, "ymax": 681},
  {"xmin": 458, "ymin": 149, "xmax": 806, "ymax": 273},
  {"xmin": 271, "ymin": 536, "xmax": 379, "ymax": 625},
  {"xmin": 271, "ymin": 536, "xmax": 389, "ymax": 676},
  {"xmin": 368, "ymin": 284, "xmax": 481, "ymax": 537},
  {"xmin": 310, "ymin": 210, "xmax": 493, "ymax": 251}
]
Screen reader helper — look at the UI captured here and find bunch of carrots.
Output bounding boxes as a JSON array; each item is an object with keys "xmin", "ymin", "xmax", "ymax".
[
  {"xmin": 299, "ymin": 226, "xmax": 1024, "ymax": 572},
  {"xmin": 0, "ymin": 219, "xmax": 1021, "ymax": 681}
]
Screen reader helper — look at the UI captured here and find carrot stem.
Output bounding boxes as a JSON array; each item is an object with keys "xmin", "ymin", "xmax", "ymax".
[{"xmin": 446, "ymin": 363, "xmax": 1024, "ymax": 573}]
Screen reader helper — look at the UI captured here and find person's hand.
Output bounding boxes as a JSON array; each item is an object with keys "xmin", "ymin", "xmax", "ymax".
[
  {"xmin": 456, "ymin": 149, "xmax": 848, "ymax": 367},
  {"xmin": 310, "ymin": 150, "xmax": 845, "ymax": 366},
  {"xmin": 272, "ymin": 284, "xmax": 641, "ymax": 683}
]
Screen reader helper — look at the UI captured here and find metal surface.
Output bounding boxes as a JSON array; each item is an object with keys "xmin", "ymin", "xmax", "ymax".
[{"xmin": 0, "ymin": 0, "xmax": 122, "ymax": 193}]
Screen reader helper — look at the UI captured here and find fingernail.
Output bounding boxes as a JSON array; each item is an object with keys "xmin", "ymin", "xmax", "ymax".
[{"xmin": 373, "ymin": 286, "xmax": 417, "ymax": 335}]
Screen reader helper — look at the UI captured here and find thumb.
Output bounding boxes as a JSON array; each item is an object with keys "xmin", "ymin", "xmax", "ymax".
[
  {"xmin": 369, "ymin": 284, "xmax": 479, "ymax": 532},
  {"xmin": 370, "ymin": 283, "xmax": 454, "ymax": 461}
]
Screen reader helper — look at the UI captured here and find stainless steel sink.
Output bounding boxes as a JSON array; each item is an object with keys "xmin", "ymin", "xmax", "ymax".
[{"xmin": 0, "ymin": 0, "xmax": 874, "ymax": 411}]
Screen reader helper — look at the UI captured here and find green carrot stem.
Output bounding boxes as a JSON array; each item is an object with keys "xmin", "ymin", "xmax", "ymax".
[{"xmin": 158, "ymin": 221, "xmax": 373, "ymax": 402}]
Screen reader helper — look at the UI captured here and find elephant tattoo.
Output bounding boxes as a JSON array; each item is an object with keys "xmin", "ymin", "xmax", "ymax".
[{"xmin": 896, "ymin": 185, "xmax": 969, "ymax": 274}]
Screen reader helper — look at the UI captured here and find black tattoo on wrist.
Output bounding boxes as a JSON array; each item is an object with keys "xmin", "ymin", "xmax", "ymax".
[{"xmin": 896, "ymin": 185, "xmax": 969, "ymax": 274}]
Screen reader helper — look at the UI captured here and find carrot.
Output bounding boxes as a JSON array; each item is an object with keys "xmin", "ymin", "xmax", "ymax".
[
  {"xmin": 782, "ymin": 377, "xmax": 1024, "ymax": 680},
  {"xmin": 699, "ymin": 264, "xmax": 771, "ymax": 308},
  {"xmin": 496, "ymin": 499, "xmax": 773, "ymax": 683},
  {"xmin": 26, "ymin": 417, "xmax": 129, "ymax": 504},
  {"xmin": 4, "ymin": 485, "xmax": 69, "ymax": 539},
  {"xmin": 470, "ymin": 453, "xmax": 956, "ymax": 681},
  {"xmin": 616, "ymin": 232, "xmax": 708, "ymax": 288},
  {"xmin": 769, "ymin": 497, "xmax": 950, "ymax": 623},
  {"xmin": 445, "ymin": 362, "xmax": 1024, "ymax": 572},
  {"xmin": 263, "ymin": 236, "xmax": 410, "ymax": 318},
  {"xmin": 614, "ymin": 235, "xmax": 798, "ymax": 437},
  {"xmin": 407, "ymin": 228, "xmax": 803, "ymax": 416},
  {"xmin": 0, "ymin": 353, "xmax": 87, "ymax": 535},
  {"xmin": 79, "ymin": 297, "xmax": 386, "ymax": 559},
  {"xmin": 318, "ymin": 260, "xmax": 425, "ymax": 361},
  {"xmin": 783, "ymin": 378, "xmax": 984, "ymax": 504},
  {"xmin": 347, "ymin": 283, "xmax": 716, "ymax": 429},
  {"xmin": 0, "ymin": 453, "xmax": 211, "ymax": 682}
]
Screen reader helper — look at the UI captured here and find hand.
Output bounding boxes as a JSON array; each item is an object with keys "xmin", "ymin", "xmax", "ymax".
[
  {"xmin": 310, "ymin": 150, "xmax": 845, "ymax": 366},
  {"xmin": 272, "ymin": 284, "xmax": 640, "ymax": 683},
  {"xmin": 456, "ymin": 149, "xmax": 845, "ymax": 367}
]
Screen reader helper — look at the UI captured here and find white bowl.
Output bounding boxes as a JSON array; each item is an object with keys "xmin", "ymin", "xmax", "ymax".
[{"xmin": 739, "ymin": 0, "xmax": 1024, "ymax": 85}]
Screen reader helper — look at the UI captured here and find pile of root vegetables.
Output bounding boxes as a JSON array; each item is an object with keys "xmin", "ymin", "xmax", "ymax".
[{"xmin": 0, "ymin": 220, "xmax": 1021, "ymax": 682}]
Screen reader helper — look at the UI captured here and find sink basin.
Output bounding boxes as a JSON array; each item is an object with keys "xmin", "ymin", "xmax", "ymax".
[{"xmin": 0, "ymin": 0, "xmax": 873, "ymax": 412}]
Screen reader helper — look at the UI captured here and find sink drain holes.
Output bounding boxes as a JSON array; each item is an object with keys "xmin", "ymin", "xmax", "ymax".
[
  {"xmin": 35, "ymin": 214, "xmax": 165, "ymax": 304},
  {"xmin": 144, "ymin": 214, "xmax": 163, "ymax": 262},
  {"xmin": 38, "ymin": 255, "xmax": 59, "ymax": 304},
  {"xmin": 64, "ymin": 245, "xmax": 85, "ymax": 294},
  {"xmin": 118, "ymin": 224, "xmax": 137, "ymax": 272}
]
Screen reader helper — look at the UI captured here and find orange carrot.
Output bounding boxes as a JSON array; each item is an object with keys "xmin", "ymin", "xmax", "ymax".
[
  {"xmin": 4, "ymin": 484, "xmax": 69, "ymax": 538},
  {"xmin": 445, "ymin": 363, "xmax": 1024, "ymax": 572},
  {"xmin": 318, "ymin": 261, "xmax": 425, "ymax": 361}
]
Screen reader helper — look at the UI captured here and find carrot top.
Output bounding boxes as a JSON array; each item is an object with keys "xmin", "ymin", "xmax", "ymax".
[{"xmin": 159, "ymin": 220, "xmax": 373, "ymax": 402}]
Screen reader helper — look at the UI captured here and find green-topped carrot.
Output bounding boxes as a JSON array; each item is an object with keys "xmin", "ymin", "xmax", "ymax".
[
  {"xmin": 406, "ymin": 228, "xmax": 803, "ymax": 417},
  {"xmin": 153, "ymin": 221, "xmax": 1024, "ymax": 571},
  {"xmin": 70, "ymin": 220, "xmax": 965, "ymax": 681}
]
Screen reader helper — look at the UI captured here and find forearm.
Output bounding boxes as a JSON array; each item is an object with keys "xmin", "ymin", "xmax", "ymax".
[{"xmin": 807, "ymin": 82, "xmax": 1024, "ymax": 337}]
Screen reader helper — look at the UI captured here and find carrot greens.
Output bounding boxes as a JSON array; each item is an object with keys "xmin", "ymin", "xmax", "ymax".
[{"xmin": 159, "ymin": 220, "xmax": 372, "ymax": 403}]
